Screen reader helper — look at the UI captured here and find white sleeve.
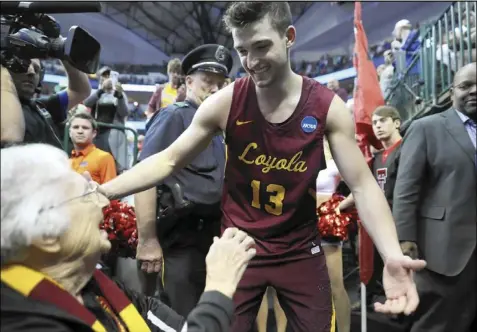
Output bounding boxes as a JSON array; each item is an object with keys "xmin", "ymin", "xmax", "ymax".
[{"xmin": 316, "ymin": 160, "xmax": 341, "ymax": 194}]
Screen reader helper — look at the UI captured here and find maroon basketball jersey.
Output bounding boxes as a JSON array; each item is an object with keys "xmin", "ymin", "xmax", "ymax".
[{"xmin": 222, "ymin": 76, "xmax": 335, "ymax": 263}]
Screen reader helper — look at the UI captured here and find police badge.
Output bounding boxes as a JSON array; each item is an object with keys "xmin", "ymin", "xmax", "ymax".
[{"xmin": 215, "ymin": 45, "xmax": 227, "ymax": 62}]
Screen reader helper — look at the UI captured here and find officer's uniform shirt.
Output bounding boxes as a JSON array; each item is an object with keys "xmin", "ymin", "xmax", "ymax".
[
  {"xmin": 139, "ymin": 100, "xmax": 225, "ymax": 205},
  {"xmin": 139, "ymin": 43, "xmax": 232, "ymax": 206},
  {"xmin": 22, "ymin": 91, "xmax": 69, "ymax": 149}
]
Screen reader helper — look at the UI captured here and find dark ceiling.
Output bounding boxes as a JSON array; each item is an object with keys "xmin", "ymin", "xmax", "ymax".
[{"xmin": 101, "ymin": 1, "xmax": 315, "ymax": 55}]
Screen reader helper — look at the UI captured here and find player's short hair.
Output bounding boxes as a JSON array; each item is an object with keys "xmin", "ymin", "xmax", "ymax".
[
  {"xmin": 167, "ymin": 58, "xmax": 182, "ymax": 74},
  {"xmin": 223, "ymin": 2, "xmax": 292, "ymax": 35},
  {"xmin": 373, "ymin": 105, "xmax": 401, "ymax": 122},
  {"xmin": 69, "ymin": 111, "xmax": 98, "ymax": 131}
]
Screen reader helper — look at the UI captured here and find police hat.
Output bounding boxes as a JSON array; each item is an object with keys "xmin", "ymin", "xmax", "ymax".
[{"xmin": 182, "ymin": 44, "xmax": 233, "ymax": 77}]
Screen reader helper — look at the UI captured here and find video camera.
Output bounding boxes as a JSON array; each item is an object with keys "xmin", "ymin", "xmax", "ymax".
[{"xmin": 1, "ymin": 1, "xmax": 102, "ymax": 75}]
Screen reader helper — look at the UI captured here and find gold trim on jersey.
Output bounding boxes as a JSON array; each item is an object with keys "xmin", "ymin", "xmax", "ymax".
[{"xmin": 238, "ymin": 142, "xmax": 308, "ymax": 174}]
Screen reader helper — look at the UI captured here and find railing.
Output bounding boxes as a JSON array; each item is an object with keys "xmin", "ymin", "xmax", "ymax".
[
  {"xmin": 386, "ymin": 1, "xmax": 476, "ymax": 121},
  {"xmin": 63, "ymin": 122, "xmax": 139, "ymax": 168}
]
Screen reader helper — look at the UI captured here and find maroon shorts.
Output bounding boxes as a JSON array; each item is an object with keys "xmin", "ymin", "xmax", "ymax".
[{"xmin": 231, "ymin": 253, "xmax": 334, "ymax": 332}]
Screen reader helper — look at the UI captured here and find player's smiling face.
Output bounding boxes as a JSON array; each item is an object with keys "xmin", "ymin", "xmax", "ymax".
[{"xmin": 232, "ymin": 15, "xmax": 294, "ymax": 88}]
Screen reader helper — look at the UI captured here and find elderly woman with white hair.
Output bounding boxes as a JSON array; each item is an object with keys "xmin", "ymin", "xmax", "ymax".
[{"xmin": 1, "ymin": 144, "xmax": 256, "ymax": 332}]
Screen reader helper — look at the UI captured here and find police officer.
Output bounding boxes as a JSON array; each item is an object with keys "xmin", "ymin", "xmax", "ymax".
[
  {"xmin": 134, "ymin": 44, "xmax": 232, "ymax": 317},
  {"xmin": 7, "ymin": 58, "xmax": 91, "ymax": 149}
]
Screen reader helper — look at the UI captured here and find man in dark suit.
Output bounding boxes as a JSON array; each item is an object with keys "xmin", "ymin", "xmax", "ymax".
[{"xmin": 393, "ymin": 62, "xmax": 476, "ymax": 332}]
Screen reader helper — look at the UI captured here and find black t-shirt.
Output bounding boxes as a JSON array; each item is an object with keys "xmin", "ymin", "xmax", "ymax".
[
  {"xmin": 372, "ymin": 142, "xmax": 402, "ymax": 208},
  {"xmin": 22, "ymin": 91, "xmax": 69, "ymax": 149}
]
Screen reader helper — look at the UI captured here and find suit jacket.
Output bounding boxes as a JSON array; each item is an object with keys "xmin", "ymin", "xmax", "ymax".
[{"xmin": 393, "ymin": 108, "xmax": 476, "ymax": 276}]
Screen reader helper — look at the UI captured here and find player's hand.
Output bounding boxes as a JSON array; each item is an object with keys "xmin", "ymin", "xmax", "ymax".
[
  {"xmin": 204, "ymin": 227, "xmax": 256, "ymax": 298},
  {"xmin": 374, "ymin": 255, "xmax": 426, "ymax": 316},
  {"xmin": 82, "ymin": 171, "xmax": 93, "ymax": 182},
  {"xmin": 400, "ymin": 241, "xmax": 419, "ymax": 259},
  {"xmin": 137, "ymin": 237, "xmax": 163, "ymax": 274}
]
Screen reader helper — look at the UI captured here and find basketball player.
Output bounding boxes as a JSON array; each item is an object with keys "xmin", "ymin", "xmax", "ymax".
[{"xmin": 101, "ymin": 3, "xmax": 426, "ymax": 331}]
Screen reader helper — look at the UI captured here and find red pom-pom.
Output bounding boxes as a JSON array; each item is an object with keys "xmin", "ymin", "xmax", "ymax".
[
  {"xmin": 101, "ymin": 201, "xmax": 138, "ymax": 258},
  {"xmin": 316, "ymin": 194, "xmax": 357, "ymax": 241}
]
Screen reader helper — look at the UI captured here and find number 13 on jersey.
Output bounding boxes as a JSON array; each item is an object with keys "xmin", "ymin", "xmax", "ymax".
[{"xmin": 251, "ymin": 180, "xmax": 286, "ymax": 216}]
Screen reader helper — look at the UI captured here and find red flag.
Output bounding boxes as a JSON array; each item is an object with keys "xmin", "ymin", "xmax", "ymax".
[{"xmin": 353, "ymin": 2, "xmax": 384, "ymax": 285}]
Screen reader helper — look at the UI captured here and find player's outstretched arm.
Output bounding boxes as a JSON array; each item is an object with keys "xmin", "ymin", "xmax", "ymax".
[
  {"xmin": 326, "ymin": 96, "xmax": 426, "ymax": 316},
  {"xmin": 325, "ymin": 95, "xmax": 402, "ymax": 261},
  {"xmin": 101, "ymin": 84, "xmax": 234, "ymax": 200}
]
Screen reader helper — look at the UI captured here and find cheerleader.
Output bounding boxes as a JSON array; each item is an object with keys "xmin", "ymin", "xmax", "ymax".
[{"xmin": 315, "ymin": 138, "xmax": 356, "ymax": 332}]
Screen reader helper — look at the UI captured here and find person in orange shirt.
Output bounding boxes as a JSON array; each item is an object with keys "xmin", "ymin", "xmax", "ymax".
[{"xmin": 69, "ymin": 112, "xmax": 117, "ymax": 184}]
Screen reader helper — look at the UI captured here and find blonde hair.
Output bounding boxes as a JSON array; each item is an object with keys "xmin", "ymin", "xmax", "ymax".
[{"xmin": 167, "ymin": 58, "xmax": 182, "ymax": 74}]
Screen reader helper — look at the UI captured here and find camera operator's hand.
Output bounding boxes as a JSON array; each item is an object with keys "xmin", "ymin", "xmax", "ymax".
[
  {"xmin": 204, "ymin": 228, "xmax": 256, "ymax": 299},
  {"xmin": 114, "ymin": 82, "xmax": 124, "ymax": 99},
  {"xmin": 115, "ymin": 82, "xmax": 124, "ymax": 95}
]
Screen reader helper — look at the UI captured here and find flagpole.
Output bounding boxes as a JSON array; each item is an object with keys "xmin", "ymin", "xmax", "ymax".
[
  {"xmin": 361, "ymin": 282, "xmax": 367, "ymax": 332},
  {"xmin": 353, "ymin": 2, "xmax": 385, "ymax": 331}
]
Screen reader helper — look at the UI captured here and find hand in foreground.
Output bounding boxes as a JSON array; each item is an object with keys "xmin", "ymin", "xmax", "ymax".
[
  {"xmin": 204, "ymin": 227, "xmax": 256, "ymax": 298},
  {"xmin": 374, "ymin": 256, "xmax": 427, "ymax": 316},
  {"xmin": 82, "ymin": 172, "xmax": 102, "ymax": 194},
  {"xmin": 137, "ymin": 238, "xmax": 163, "ymax": 274}
]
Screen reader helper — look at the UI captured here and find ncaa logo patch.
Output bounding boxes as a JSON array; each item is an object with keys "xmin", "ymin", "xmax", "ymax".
[{"xmin": 301, "ymin": 116, "xmax": 318, "ymax": 133}]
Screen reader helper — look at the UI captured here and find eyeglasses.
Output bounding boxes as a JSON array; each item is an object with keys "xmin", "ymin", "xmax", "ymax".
[{"xmin": 38, "ymin": 182, "xmax": 107, "ymax": 214}]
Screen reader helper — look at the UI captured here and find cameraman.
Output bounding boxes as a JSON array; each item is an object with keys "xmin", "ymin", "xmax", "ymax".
[
  {"xmin": 134, "ymin": 44, "xmax": 232, "ymax": 317},
  {"xmin": 83, "ymin": 66, "xmax": 129, "ymax": 171},
  {"xmin": 9, "ymin": 58, "xmax": 91, "ymax": 149}
]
